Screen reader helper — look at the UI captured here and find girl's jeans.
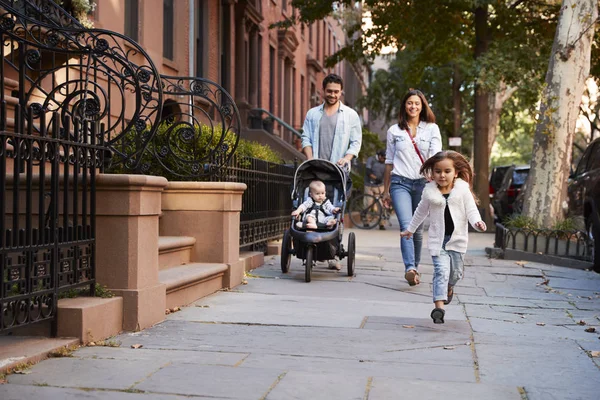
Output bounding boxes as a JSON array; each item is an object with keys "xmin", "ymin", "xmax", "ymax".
[
  {"xmin": 390, "ymin": 175, "xmax": 426, "ymax": 271},
  {"xmin": 432, "ymin": 235, "xmax": 465, "ymax": 302}
]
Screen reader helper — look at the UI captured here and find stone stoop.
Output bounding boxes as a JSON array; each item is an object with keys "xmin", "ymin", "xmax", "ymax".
[
  {"xmin": 158, "ymin": 236, "xmax": 196, "ymax": 270},
  {"xmin": 56, "ymin": 297, "xmax": 123, "ymax": 344},
  {"xmin": 240, "ymin": 251, "xmax": 265, "ymax": 272},
  {"xmin": 159, "ymin": 263, "xmax": 228, "ymax": 310}
]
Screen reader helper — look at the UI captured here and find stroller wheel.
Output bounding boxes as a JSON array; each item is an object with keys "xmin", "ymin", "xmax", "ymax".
[
  {"xmin": 305, "ymin": 246, "xmax": 314, "ymax": 283},
  {"xmin": 281, "ymin": 229, "xmax": 292, "ymax": 273},
  {"xmin": 347, "ymin": 232, "xmax": 356, "ymax": 277}
]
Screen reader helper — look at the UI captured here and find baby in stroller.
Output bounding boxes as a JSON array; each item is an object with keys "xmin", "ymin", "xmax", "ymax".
[{"xmin": 291, "ymin": 180, "xmax": 340, "ymax": 230}]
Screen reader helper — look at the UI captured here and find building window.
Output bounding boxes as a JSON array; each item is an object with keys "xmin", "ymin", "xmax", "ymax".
[
  {"xmin": 196, "ymin": 0, "xmax": 208, "ymax": 77},
  {"xmin": 220, "ymin": 2, "xmax": 231, "ymax": 90},
  {"xmin": 300, "ymin": 75, "xmax": 305, "ymax": 123},
  {"xmin": 282, "ymin": 0, "xmax": 287, "ymax": 13},
  {"xmin": 269, "ymin": 46, "xmax": 276, "ymax": 112},
  {"xmin": 163, "ymin": 0, "xmax": 174, "ymax": 60},
  {"xmin": 124, "ymin": 0, "xmax": 139, "ymax": 41}
]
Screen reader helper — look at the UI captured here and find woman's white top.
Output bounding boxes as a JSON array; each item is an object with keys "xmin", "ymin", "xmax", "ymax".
[
  {"xmin": 407, "ymin": 179, "xmax": 484, "ymax": 256},
  {"xmin": 385, "ymin": 121, "xmax": 442, "ymax": 179}
]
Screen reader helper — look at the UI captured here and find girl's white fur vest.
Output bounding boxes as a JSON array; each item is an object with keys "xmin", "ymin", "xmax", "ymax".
[{"xmin": 407, "ymin": 178, "xmax": 484, "ymax": 256}]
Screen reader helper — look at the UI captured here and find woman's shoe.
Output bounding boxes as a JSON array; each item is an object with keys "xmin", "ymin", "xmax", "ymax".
[
  {"xmin": 444, "ymin": 286, "xmax": 454, "ymax": 305},
  {"xmin": 431, "ymin": 308, "xmax": 445, "ymax": 324},
  {"xmin": 404, "ymin": 269, "xmax": 420, "ymax": 286}
]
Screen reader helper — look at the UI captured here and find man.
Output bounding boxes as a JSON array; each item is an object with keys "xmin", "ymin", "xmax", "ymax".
[
  {"xmin": 364, "ymin": 149, "xmax": 386, "ymax": 230},
  {"xmin": 301, "ymin": 73, "xmax": 362, "ymax": 269}
]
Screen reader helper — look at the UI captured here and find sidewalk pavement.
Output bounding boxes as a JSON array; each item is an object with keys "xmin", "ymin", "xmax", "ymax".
[{"xmin": 1, "ymin": 221, "xmax": 600, "ymax": 400}]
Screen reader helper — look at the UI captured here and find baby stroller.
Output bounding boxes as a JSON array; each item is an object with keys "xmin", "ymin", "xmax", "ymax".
[{"xmin": 280, "ymin": 159, "xmax": 356, "ymax": 282}]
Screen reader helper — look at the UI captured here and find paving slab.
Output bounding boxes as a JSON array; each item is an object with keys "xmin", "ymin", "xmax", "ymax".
[
  {"xmin": 464, "ymin": 303, "xmax": 577, "ymax": 325},
  {"xmin": 0, "ymin": 385, "xmax": 195, "ymax": 400},
  {"xmin": 168, "ymin": 291, "xmax": 464, "ymax": 327},
  {"xmin": 240, "ymin": 275, "xmax": 427, "ymax": 303},
  {"xmin": 468, "ymin": 316, "xmax": 595, "ymax": 342},
  {"xmin": 74, "ymin": 346, "xmax": 248, "ymax": 366},
  {"xmin": 239, "ymin": 352, "xmax": 476, "ymax": 381},
  {"xmin": 135, "ymin": 363, "xmax": 282, "ymax": 399},
  {"xmin": 523, "ymin": 385, "xmax": 600, "ymax": 400},
  {"xmin": 366, "ymin": 377, "xmax": 522, "ymax": 400},
  {"xmin": 6, "ymin": 357, "xmax": 164, "ymax": 390},
  {"xmin": 476, "ymin": 341, "xmax": 600, "ymax": 393},
  {"xmin": 114, "ymin": 320, "xmax": 476, "ymax": 364},
  {"xmin": 265, "ymin": 371, "xmax": 368, "ymax": 400}
]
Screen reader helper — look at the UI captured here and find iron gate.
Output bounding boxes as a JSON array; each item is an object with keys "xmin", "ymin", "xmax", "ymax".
[{"xmin": 0, "ymin": 107, "xmax": 104, "ymax": 333}]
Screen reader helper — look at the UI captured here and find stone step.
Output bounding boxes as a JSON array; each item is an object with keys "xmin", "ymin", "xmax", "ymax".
[
  {"xmin": 0, "ymin": 336, "xmax": 79, "ymax": 375},
  {"xmin": 239, "ymin": 250, "xmax": 264, "ymax": 272},
  {"xmin": 159, "ymin": 263, "xmax": 228, "ymax": 309},
  {"xmin": 56, "ymin": 296, "xmax": 123, "ymax": 344},
  {"xmin": 3, "ymin": 76, "xmax": 18, "ymax": 90},
  {"xmin": 158, "ymin": 236, "xmax": 196, "ymax": 270}
]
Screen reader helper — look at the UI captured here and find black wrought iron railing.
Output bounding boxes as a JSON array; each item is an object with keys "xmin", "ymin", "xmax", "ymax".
[
  {"xmin": 249, "ymin": 107, "xmax": 302, "ymax": 149},
  {"xmin": 212, "ymin": 155, "xmax": 295, "ymax": 249},
  {"xmin": 0, "ymin": 0, "xmax": 241, "ymax": 179},
  {"xmin": 0, "ymin": 103, "xmax": 104, "ymax": 332},
  {"xmin": 495, "ymin": 223, "xmax": 594, "ymax": 262}
]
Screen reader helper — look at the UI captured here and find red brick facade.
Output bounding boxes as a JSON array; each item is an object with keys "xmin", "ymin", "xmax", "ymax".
[{"xmin": 93, "ymin": 0, "xmax": 368, "ymax": 152}]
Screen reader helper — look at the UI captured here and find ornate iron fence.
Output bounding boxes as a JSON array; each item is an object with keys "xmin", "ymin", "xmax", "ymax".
[
  {"xmin": 495, "ymin": 223, "xmax": 594, "ymax": 262},
  {"xmin": 0, "ymin": 104, "xmax": 104, "ymax": 332},
  {"xmin": 212, "ymin": 156, "xmax": 295, "ymax": 249},
  {"xmin": 0, "ymin": 0, "xmax": 241, "ymax": 179}
]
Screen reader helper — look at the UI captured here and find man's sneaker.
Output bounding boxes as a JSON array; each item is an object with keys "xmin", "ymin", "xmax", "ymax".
[{"xmin": 379, "ymin": 225, "xmax": 386, "ymax": 230}]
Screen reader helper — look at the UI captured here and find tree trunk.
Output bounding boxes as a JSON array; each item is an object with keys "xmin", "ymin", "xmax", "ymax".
[
  {"xmin": 522, "ymin": 0, "xmax": 597, "ymax": 228},
  {"xmin": 488, "ymin": 82, "xmax": 518, "ymax": 154},
  {"xmin": 473, "ymin": 5, "xmax": 491, "ymax": 224}
]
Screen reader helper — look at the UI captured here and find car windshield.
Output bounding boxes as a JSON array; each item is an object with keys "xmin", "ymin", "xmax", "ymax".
[{"xmin": 513, "ymin": 170, "xmax": 529, "ymax": 186}]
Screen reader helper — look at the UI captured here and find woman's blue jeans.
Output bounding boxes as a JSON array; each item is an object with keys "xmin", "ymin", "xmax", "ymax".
[{"xmin": 390, "ymin": 175, "xmax": 426, "ymax": 271}]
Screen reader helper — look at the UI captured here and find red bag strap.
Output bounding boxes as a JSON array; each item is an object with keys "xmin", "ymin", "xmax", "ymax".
[{"xmin": 406, "ymin": 127, "xmax": 425, "ymax": 164}]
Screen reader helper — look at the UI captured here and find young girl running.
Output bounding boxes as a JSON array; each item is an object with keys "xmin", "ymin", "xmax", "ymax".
[{"xmin": 400, "ymin": 151, "xmax": 486, "ymax": 324}]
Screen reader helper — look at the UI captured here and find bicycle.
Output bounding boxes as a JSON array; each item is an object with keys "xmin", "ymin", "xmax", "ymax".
[{"xmin": 347, "ymin": 191, "xmax": 393, "ymax": 229}]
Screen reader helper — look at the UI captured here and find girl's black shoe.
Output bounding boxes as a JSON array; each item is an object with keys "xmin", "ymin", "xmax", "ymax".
[{"xmin": 431, "ymin": 308, "xmax": 445, "ymax": 324}]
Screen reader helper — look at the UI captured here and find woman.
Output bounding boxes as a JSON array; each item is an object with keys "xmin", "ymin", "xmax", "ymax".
[{"xmin": 383, "ymin": 89, "xmax": 442, "ymax": 286}]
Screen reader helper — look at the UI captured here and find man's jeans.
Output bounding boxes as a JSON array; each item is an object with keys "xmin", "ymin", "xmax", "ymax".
[
  {"xmin": 432, "ymin": 235, "xmax": 465, "ymax": 302},
  {"xmin": 390, "ymin": 175, "xmax": 426, "ymax": 271}
]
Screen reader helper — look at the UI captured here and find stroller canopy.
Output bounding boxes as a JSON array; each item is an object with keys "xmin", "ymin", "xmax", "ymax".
[{"xmin": 292, "ymin": 159, "xmax": 347, "ymax": 202}]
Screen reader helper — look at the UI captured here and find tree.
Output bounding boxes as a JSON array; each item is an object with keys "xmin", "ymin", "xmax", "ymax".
[
  {"xmin": 289, "ymin": 0, "xmax": 559, "ymax": 223},
  {"xmin": 522, "ymin": 0, "xmax": 598, "ymax": 227}
]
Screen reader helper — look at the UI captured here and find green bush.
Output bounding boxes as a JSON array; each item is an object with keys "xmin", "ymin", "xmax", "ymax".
[
  {"xmin": 108, "ymin": 121, "xmax": 284, "ymax": 179},
  {"xmin": 504, "ymin": 215, "xmax": 577, "ymax": 232},
  {"xmin": 504, "ymin": 215, "xmax": 538, "ymax": 230}
]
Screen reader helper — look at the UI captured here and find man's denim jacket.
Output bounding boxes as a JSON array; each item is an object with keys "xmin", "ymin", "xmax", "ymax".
[{"xmin": 301, "ymin": 102, "xmax": 362, "ymax": 163}]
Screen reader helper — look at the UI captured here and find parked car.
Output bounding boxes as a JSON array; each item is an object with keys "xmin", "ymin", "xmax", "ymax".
[
  {"xmin": 489, "ymin": 165, "xmax": 511, "ymax": 198},
  {"xmin": 566, "ymin": 137, "xmax": 600, "ymax": 272},
  {"xmin": 491, "ymin": 165, "xmax": 530, "ymax": 222}
]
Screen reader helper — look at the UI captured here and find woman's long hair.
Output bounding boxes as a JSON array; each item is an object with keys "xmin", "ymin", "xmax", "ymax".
[
  {"xmin": 420, "ymin": 151, "xmax": 479, "ymax": 203},
  {"xmin": 398, "ymin": 89, "xmax": 436, "ymax": 131}
]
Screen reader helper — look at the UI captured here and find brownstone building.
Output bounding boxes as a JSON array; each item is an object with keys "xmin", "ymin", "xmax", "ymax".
[{"xmin": 92, "ymin": 0, "xmax": 369, "ymax": 160}]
